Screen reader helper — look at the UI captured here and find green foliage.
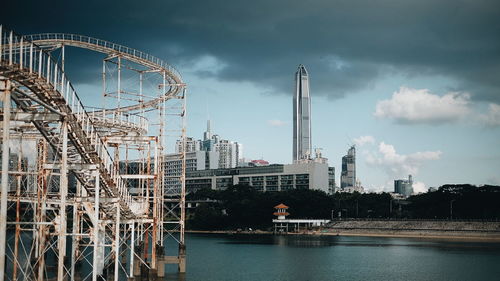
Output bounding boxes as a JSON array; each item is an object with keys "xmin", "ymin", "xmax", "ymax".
[
  {"xmin": 408, "ymin": 184, "xmax": 500, "ymax": 219},
  {"xmin": 187, "ymin": 184, "xmax": 500, "ymax": 230},
  {"xmin": 188, "ymin": 203, "xmax": 227, "ymax": 230}
]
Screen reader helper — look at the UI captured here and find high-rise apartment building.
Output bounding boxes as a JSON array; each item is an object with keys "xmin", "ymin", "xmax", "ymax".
[
  {"xmin": 340, "ymin": 145, "xmax": 356, "ymax": 190},
  {"xmin": 293, "ymin": 65, "xmax": 312, "ymax": 162},
  {"xmin": 215, "ymin": 139, "xmax": 238, "ymax": 169},
  {"xmin": 176, "ymin": 137, "xmax": 200, "ymax": 153}
]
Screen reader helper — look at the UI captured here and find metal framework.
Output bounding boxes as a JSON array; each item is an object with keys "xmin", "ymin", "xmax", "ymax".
[{"xmin": 0, "ymin": 26, "xmax": 187, "ymax": 281}]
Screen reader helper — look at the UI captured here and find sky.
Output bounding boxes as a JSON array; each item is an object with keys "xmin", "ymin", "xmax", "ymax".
[{"xmin": 4, "ymin": 0, "xmax": 500, "ymax": 192}]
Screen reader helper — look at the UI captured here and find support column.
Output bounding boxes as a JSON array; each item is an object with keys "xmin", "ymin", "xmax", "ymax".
[
  {"xmin": 151, "ymin": 141, "xmax": 158, "ymax": 270},
  {"xmin": 114, "ymin": 202, "xmax": 120, "ymax": 281},
  {"xmin": 37, "ymin": 140, "xmax": 48, "ymax": 281},
  {"xmin": 0, "ymin": 78, "xmax": 11, "ymax": 281},
  {"xmin": 92, "ymin": 173, "xmax": 100, "ymax": 281},
  {"xmin": 13, "ymin": 141, "xmax": 22, "ymax": 281},
  {"xmin": 58, "ymin": 121, "xmax": 69, "ymax": 281},
  {"xmin": 179, "ymin": 88, "xmax": 187, "ymax": 273},
  {"xmin": 71, "ymin": 181, "xmax": 81, "ymax": 281},
  {"xmin": 117, "ymin": 56, "xmax": 121, "ymax": 109},
  {"xmin": 129, "ymin": 223, "xmax": 135, "ymax": 278}
]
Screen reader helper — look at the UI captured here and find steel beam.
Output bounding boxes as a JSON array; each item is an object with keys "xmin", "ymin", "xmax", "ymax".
[
  {"xmin": 0, "ymin": 78, "xmax": 11, "ymax": 281},
  {"xmin": 114, "ymin": 202, "xmax": 120, "ymax": 281},
  {"xmin": 57, "ymin": 121, "xmax": 68, "ymax": 281},
  {"xmin": 92, "ymin": 172, "xmax": 100, "ymax": 281},
  {"xmin": 3, "ymin": 112, "xmax": 62, "ymax": 122}
]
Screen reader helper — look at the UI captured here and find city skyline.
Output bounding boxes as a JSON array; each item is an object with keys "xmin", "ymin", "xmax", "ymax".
[{"xmin": 4, "ymin": 0, "xmax": 500, "ymax": 192}]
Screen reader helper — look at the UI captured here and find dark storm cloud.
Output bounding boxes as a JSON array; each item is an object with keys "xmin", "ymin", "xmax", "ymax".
[{"xmin": 4, "ymin": 0, "xmax": 500, "ymax": 100}]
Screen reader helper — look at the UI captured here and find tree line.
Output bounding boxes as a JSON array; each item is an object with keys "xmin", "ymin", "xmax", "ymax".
[{"xmin": 186, "ymin": 184, "xmax": 500, "ymax": 230}]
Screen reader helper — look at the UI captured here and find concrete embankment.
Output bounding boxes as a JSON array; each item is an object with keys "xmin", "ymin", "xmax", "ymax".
[
  {"xmin": 321, "ymin": 220, "xmax": 500, "ymax": 241},
  {"xmin": 186, "ymin": 221, "xmax": 500, "ymax": 241}
]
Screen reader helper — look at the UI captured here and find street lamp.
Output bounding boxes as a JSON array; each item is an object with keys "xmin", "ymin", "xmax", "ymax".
[
  {"xmin": 450, "ymin": 199, "xmax": 456, "ymax": 220},
  {"xmin": 367, "ymin": 209, "xmax": 373, "ymax": 218},
  {"xmin": 342, "ymin": 208, "xmax": 348, "ymax": 219},
  {"xmin": 356, "ymin": 199, "xmax": 359, "ymax": 218}
]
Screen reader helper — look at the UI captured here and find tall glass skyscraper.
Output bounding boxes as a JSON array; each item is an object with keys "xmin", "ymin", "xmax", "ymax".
[
  {"xmin": 293, "ymin": 65, "xmax": 312, "ymax": 162},
  {"xmin": 341, "ymin": 145, "xmax": 356, "ymax": 189}
]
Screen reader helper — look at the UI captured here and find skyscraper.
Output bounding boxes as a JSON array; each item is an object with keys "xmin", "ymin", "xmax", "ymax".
[
  {"xmin": 394, "ymin": 175, "xmax": 414, "ymax": 197},
  {"xmin": 341, "ymin": 145, "xmax": 356, "ymax": 190},
  {"xmin": 293, "ymin": 65, "xmax": 312, "ymax": 162}
]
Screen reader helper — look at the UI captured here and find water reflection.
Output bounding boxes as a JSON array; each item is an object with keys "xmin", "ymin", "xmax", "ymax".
[
  {"xmin": 216, "ymin": 233, "xmax": 500, "ymax": 252},
  {"xmin": 6, "ymin": 233, "xmax": 500, "ymax": 281}
]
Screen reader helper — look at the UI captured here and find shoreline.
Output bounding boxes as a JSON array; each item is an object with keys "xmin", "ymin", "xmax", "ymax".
[{"xmin": 186, "ymin": 229, "xmax": 500, "ymax": 242}]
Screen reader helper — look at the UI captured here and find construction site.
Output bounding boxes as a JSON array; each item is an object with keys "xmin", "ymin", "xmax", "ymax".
[{"xmin": 0, "ymin": 26, "xmax": 187, "ymax": 280}]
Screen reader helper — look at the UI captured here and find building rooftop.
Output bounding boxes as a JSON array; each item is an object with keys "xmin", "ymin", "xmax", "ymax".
[{"xmin": 274, "ymin": 203, "xmax": 289, "ymax": 209}]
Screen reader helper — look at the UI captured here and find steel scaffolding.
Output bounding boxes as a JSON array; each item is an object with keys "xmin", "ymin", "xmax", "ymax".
[{"xmin": 0, "ymin": 26, "xmax": 187, "ymax": 281}]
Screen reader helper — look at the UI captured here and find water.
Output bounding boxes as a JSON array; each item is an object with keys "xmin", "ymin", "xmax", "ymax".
[{"xmin": 163, "ymin": 233, "xmax": 500, "ymax": 281}]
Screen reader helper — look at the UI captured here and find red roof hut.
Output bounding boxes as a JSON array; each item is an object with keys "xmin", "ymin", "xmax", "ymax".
[{"xmin": 273, "ymin": 203, "xmax": 290, "ymax": 219}]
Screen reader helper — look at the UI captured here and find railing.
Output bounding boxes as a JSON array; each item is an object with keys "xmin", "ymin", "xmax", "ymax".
[
  {"xmin": 0, "ymin": 26, "xmax": 146, "ymax": 215},
  {"xmin": 90, "ymin": 110, "xmax": 149, "ymax": 134},
  {"xmin": 24, "ymin": 33, "xmax": 182, "ymax": 82}
]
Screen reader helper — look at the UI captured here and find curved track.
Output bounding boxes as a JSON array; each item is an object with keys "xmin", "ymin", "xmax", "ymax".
[{"xmin": 25, "ymin": 33, "xmax": 184, "ymax": 113}]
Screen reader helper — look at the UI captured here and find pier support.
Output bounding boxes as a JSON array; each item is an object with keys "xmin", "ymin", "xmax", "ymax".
[{"xmin": 179, "ymin": 244, "xmax": 186, "ymax": 273}]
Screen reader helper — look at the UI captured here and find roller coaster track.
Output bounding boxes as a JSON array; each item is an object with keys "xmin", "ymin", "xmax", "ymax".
[
  {"xmin": 0, "ymin": 27, "xmax": 146, "ymax": 218},
  {"xmin": 25, "ymin": 33, "xmax": 184, "ymax": 113}
]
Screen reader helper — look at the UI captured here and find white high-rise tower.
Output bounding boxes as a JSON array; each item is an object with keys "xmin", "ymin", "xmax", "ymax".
[{"xmin": 293, "ymin": 64, "xmax": 312, "ymax": 162}]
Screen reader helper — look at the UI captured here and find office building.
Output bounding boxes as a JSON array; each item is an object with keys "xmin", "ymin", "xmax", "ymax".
[
  {"xmin": 293, "ymin": 65, "xmax": 312, "ymax": 162},
  {"xmin": 186, "ymin": 162, "xmax": 335, "ymax": 193},
  {"xmin": 162, "ymin": 150, "xmax": 219, "ymax": 193}
]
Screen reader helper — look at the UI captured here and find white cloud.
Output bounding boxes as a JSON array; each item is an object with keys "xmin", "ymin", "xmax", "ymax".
[
  {"xmin": 479, "ymin": 103, "xmax": 500, "ymax": 127},
  {"xmin": 374, "ymin": 87, "xmax": 470, "ymax": 124},
  {"xmin": 353, "ymin": 135, "xmax": 375, "ymax": 146},
  {"xmin": 9, "ymin": 139, "xmax": 38, "ymax": 163},
  {"xmin": 267, "ymin": 119, "xmax": 286, "ymax": 127},
  {"xmin": 185, "ymin": 55, "xmax": 227, "ymax": 75},
  {"xmin": 413, "ymin": 181, "xmax": 427, "ymax": 194},
  {"xmin": 365, "ymin": 142, "xmax": 441, "ymax": 191}
]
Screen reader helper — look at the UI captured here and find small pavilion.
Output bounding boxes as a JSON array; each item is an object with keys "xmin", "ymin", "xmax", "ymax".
[{"xmin": 272, "ymin": 203, "xmax": 330, "ymax": 234}]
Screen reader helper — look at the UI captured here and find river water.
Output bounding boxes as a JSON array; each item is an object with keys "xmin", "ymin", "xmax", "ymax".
[{"xmin": 162, "ymin": 233, "xmax": 500, "ymax": 281}]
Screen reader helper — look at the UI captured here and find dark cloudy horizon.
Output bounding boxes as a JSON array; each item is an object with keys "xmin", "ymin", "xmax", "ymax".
[{"xmin": 4, "ymin": 0, "xmax": 500, "ymax": 191}]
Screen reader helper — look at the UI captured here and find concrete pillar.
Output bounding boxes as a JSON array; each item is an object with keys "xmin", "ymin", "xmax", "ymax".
[
  {"xmin": 133, "ymin": 257, "xmax": 141, "ymax": 277},
  {"xmin": 133, "ymin": 243, "xmax": 143, "ymax": 277},
  {"xmin": 178, "ymin": 244, "xmax": 186, "ymax": 273},
  {"xmin": 157, "ymin": 260, "xmax": 165, "ymax": 277}
]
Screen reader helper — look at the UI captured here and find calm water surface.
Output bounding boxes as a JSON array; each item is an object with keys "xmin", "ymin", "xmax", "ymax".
[{"xmin": 162, "ymin": 233, "xmax": 500, "ymax": 281}]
